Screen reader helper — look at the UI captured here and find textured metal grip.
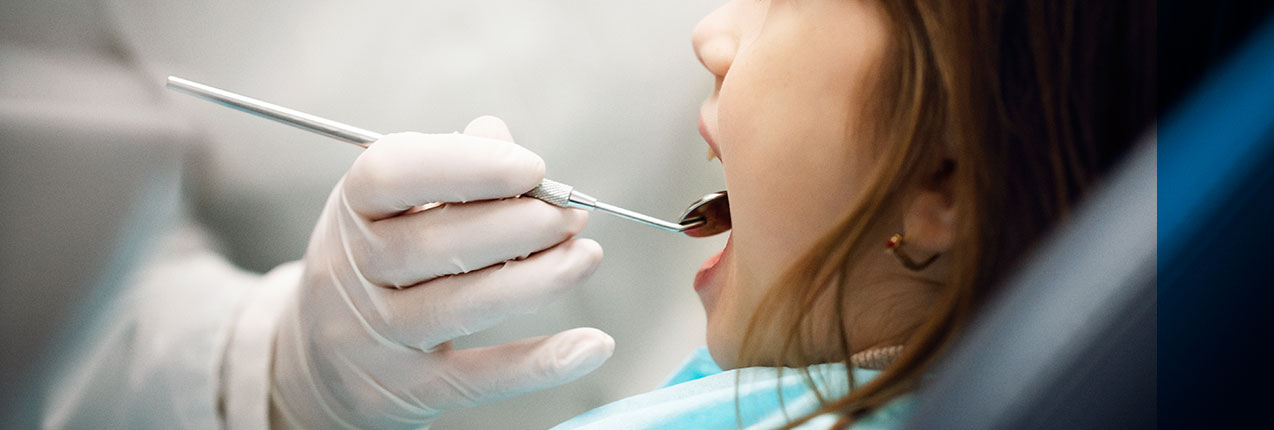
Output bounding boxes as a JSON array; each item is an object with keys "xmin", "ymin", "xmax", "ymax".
[{"xmin": 524, "ymin": 179, "xmax": 573, "ymax": 207}]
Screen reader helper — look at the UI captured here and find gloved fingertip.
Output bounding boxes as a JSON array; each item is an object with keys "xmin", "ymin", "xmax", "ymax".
[
  {"xmin": 563, "ymin": 208, "xmax": 590, "ymax": 234},
  {"xmin": 553, "ymin": 328, "xmax": 615, "ymax": 380},
  {"xmin": 462, "ymin": 115, "xmax": 514, "ymax": 142},
  {"xmin": 461, "ymin": 115, "xmax": 546, "ymax": 192},
  {"xmin": 552, "ymin": 239, "xmax": 603, "ymax": 286},
  {"xmin": 571, "ymin": 238, "xmax": 604, "ymax": 265}
]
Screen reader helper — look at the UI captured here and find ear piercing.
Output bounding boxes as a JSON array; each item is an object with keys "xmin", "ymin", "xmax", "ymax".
[{"xmin": 885, "ymin": 233, "xmax": 939, "ymax": 271}]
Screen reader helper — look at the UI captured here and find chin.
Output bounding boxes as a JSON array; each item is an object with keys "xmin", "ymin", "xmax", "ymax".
[{"xmin": 704, "ymin": 320, "xmax": 740, "ymax": 369}]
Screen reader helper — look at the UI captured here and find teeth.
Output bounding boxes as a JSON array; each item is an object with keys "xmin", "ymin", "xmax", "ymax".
[{"xmin": 707, "ymin": 146, "xmax": 718, "ymax": 161}]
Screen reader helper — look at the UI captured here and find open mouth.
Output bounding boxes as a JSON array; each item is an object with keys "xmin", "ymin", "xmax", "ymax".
[
  {"xmin": 694, "ymin": 233, "xmax": 732, "ymax": 292},
  {"xmin": 693, "ymin": 111, "xmax": 731, "ymax": 293}
]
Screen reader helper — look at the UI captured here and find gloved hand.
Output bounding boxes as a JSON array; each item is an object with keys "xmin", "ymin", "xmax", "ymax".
[{"xmin": 269, "ymin": 116, "xmax": 613, "ymax": 429}]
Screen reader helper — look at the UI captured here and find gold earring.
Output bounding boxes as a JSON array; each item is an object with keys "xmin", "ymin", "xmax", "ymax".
[{"xmin": 885, "ymin": 233, "xmax": 939, "ymax": 271}]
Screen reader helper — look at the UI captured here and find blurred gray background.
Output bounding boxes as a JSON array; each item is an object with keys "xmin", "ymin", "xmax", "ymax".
[{"xmin": 2, "ymin": 0, "xmax": 727, "ymax": 428}]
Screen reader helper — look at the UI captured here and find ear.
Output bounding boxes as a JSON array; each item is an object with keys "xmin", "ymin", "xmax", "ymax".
[{"xmin": 901, "ymin": 159, "xmax": 956, "ymax": 255}]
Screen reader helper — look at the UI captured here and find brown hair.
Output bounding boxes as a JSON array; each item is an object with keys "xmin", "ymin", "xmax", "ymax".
[{"xmin": 735, "ymin": 0, "xmax": 1156, "ymax": 427}]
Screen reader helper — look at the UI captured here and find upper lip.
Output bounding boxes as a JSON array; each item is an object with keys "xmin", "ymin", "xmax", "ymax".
[{"xmin": 698, "ymin": 114, "xmax": 722, "ymax": 162}]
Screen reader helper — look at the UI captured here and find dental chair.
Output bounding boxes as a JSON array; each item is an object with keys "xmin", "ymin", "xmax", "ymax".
[{"xmin": 906, "ymin": 6, "xmax": 1274, "ymax": 429}]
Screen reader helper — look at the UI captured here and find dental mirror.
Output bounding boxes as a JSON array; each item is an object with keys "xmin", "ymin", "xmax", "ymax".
[{"xmin": 677, "ymin": 191, "xmax": 730, "ymax": 238}]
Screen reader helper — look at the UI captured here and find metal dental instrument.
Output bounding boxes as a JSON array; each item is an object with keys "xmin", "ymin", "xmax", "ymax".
[{"xmin": 165, "ymin": 76, "xmax": 730, "ymax": 237}]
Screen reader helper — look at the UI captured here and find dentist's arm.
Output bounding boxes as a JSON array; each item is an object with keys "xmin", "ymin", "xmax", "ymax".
[{"xmin": 266, "ymin": 116, "xmax": 613, "ymax": 429}]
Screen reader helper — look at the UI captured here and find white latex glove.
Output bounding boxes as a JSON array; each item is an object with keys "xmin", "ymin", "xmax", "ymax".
[{"xmin": 269, "ymin": 116, "xmax": 613, "ymax": 429}]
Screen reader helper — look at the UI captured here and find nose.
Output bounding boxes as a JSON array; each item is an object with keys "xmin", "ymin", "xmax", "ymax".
[{"xmin": 691, "ymin": 3, "xmax": 738, "ymax": 79}]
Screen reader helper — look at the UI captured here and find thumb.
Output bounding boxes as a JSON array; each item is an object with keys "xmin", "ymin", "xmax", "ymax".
[
  {"xmin": 433, "ymin": 328, "xmax": 615, "ymax": 408},
  {"xmin": 463, "ymin": 115, "xmax": 515, "ymax": 142}
]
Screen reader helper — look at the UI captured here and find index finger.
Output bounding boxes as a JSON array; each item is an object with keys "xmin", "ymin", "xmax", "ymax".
[{"xmin": 342, "ymin": 132, "xmax": 546, "ymax": 219}]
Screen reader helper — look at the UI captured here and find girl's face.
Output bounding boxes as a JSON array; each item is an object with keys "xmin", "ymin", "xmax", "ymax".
[{"xmin": 692, "ymin": 0, "xmax": 891, "ymax": 368}]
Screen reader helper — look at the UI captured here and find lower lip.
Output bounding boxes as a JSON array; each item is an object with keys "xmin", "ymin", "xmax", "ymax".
[{"xmin": 694, "ymin": 234, "xmax": 732, "ymax": 292}]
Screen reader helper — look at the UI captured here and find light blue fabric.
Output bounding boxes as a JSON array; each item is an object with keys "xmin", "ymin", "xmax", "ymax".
[{"xmin": 552, "ymin": 348, "xmax": 913, "ymax": 430}]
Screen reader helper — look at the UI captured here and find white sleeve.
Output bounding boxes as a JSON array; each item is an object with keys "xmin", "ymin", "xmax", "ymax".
[
  {"xmin": 40, "ymin": 223, "xmax": 301, "ymax": 430},
  {"xmin": 222, "ymin": 260, "xmax": 302, "ymax": 430}
]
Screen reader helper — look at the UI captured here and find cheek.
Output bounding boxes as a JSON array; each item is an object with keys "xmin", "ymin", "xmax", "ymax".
[
  {"xmin": 717, "ymin": 55, "xmax": 867, "ymax": 293},
  {"xmin": 706, "ymin": 65, "xmax": 865, "ymax": 369},
  {"xmin": 702, "ymin": 0, "xmax": 890, "ymax": 367}
]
